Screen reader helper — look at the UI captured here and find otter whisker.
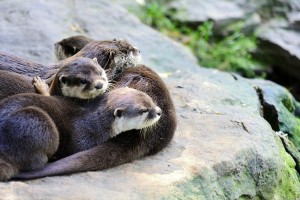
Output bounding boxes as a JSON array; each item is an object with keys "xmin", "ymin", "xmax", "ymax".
[{"xmin": 106, "ymin": 83, "xmax": 116, "ymax": 92}]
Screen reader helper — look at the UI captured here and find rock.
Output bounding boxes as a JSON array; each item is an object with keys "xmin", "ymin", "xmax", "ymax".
[
  {"xmin": 288, "ymin": 12, "xmax": 300, "ymax": 30},
  {"xmin": 236, "ymin": 0, "xmax": 300, "ymax": 18},
  {"xmin": 166, "ymin": 0, "xmax": 245, "ymax": 24},
  {"xmin": 0, "ymin": 0, "xmax": 299, "ymax": 199},
  {"xmin": 250, "ymin": 79, "xmax": 300, "ymax": 150},
  {"xmin": 0, "ymin": 0, "xmax": 199, "ymax": 74},
  {"xmin": 246, "ymin": 1, "xmax": 300, "ymax": 82},
  {"xmin": 255, "ymin": 25, "xmax": 300, "ymax": 81}
]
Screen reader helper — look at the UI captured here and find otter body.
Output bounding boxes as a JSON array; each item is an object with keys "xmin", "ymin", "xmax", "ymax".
[
  {"xmin": 16, "ymin": 65, "xmax": 177, "ymax": 179},
  {"xmin": 0, "ymin": 86, "xmax": 161, "ymax": 181},
  {"xmin": 0, "ymin": 71, "xmax": 35, "ymax": 100}
]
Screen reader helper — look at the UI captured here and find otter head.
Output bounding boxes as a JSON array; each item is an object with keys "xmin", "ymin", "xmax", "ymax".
[
  {"xmin": 55, "ymin": 35, "xmax": 94, "ymax": 60},
  {"xmin": 55, "ymin": 36, "xmax": 142, "ymax": 79},
  {"xmin": 77, "ymin": 39, "xmax": 141, "ymax": 79},
  {"xmin": 54, "ymin": 57, "xmax": 108, "ymax": 99},
  {"xmin": 107, "ymin": 87, "xmax": 162, "ymax": 137}
]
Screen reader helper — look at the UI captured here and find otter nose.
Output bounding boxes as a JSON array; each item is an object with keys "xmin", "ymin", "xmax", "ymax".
[
  {"xmin": 133, "ymin": 47, "xmax": 140, "ymax": 56},
  {"xmin": 156, "ymin": 107, "xmax": 162, "ymax": 116},
  {"xmin": 95, "ymin": 83, "xmax": 103, "ymax": 90}
]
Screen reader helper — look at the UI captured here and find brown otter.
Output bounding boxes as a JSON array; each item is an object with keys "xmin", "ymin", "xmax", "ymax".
[
  {"xmin": 0, "ymin": 38, "xmax": 141, "ymax": 83},
  {"xmin": 0, "ymin": 85, "xmax": 161, "ymax": 181},
  {"xmin": 33, "ymin": 57, "xmax": 108, "ymax": 99},
  {"xmin": 0, "ymin": 57, "xmax": 108, "ymax": 101},
  {"xmin": 15, "ymin": 65, "xmax": 177, "ymax": 179},
  {"xmin": 55, "ymin": 35, "xmax": 94, "ymax": 61}
]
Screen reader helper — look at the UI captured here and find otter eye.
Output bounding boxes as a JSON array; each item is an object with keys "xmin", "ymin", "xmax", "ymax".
[
  {"xmin": 116, "ymin": 68, "xmax": 123, "ymax": 74},
  {"xmin": 59, "ymin": 75, "xmax": 67, "ymax": 84},
  {"xmin": 79, "ymin": 79, "xmax": 88, "ymax": 85},
  {"xmin": 141, "ymin": 108, "xmax": 149, "ymax": 113}
]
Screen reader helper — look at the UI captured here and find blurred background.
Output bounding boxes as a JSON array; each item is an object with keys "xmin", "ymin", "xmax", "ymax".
[{"xmin": 114, "ymin": 0, "xmax": 300, "ymax": 100}]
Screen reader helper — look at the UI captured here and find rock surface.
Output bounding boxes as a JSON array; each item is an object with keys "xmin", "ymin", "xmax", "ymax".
[
  {"xmin": 166, "ymin": 0, "xmax": 245, "ymax": 24},
  {"xmin": 0, "ymin": 0, "xmax": 299, "ymax": 199},
  {"xmin": 255, "ymin": 23, "xmax": 300, "ymax": 80}
]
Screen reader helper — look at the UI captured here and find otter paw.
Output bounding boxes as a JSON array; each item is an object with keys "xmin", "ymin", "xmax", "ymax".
[{"xmin": 33, "ymin": 76, "xmax": 50, "ymax": 96}]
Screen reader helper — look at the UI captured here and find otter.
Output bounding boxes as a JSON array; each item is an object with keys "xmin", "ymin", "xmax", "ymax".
[
  {"xmin": 15, "ymin": 65, "xmax": 177, "ymax": 179},
  {"xmin": 0, "ymin": 86, "xmax": 161, "ymax": 181},
  {"xmin": 0, "ymin": 37, "xmax": 141, "ymax": 83},
  {"xmin": 33, "ymin": 57, "xmax": 108, "ymax": 99},
  {"xmin": 0, "ymin": 57, "xmax": 108, "ymax": 101},
  {"xmin": 55, "ymin": 35, "xmax": 94, "ymax": 61}
]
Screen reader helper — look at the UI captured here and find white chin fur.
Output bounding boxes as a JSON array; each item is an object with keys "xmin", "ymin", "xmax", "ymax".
[
  {"xmin": 61, "ymin": 82, "xmax": 108, "ymax": 99},
  {"xmin": 111, "ymin": 113, "xmax": 161, "ymax": 138}
]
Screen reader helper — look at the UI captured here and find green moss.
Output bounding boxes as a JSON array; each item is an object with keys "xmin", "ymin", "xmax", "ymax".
[
  {"xmin": 273, "ymin": 136, "xmax": 300, "ymax": 199},
  {"xmin": 163, "ymin": 142, "xmax": 300, "ymax": 199},
  {"xmin": 276, "ymin": 92, "xmax": 300, "ymax": 150},
  {"xmin": 282, "ymin": 95, "xmax": 295, "ymax": 113}
]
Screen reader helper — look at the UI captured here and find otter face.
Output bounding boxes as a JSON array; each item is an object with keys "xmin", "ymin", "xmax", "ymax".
[
  {"xmin": 112, "ymin": 45, "xmax": 142, "ymax": 76},
  {"xmin": 58, "ymin": 57, "xmax": 108, "ymax": 99},
  {"xmin": 109, "ymin": 87, "xmax": 162, "ymax": 137},
  {"xmin": 79, "ymin": 40, "xmax": 142, "ymax": 79}
]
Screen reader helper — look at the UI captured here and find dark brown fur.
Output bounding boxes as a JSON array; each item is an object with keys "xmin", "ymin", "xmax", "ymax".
[
  {"xmin": 55, "ymin": 35, "xmax": 93, "ymax": 60},
  {"xmin": 15, "ymin": 65, "xmax": 177, "ymax": 179},
  {"xmin": 0, "ymin": 85, "xmax": 159, "ymax": 181},
  {"xmin": 0, "ymin": 35, "xmax": 176, "ymax": 179},
  {"xmin": 0, "ymin": 71, "xmax": 35, "ymax": 100}
]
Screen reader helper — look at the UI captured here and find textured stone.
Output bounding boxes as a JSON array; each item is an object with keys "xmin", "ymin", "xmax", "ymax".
[
  {"xmin": 250, "ymin": 79, "xmax": 300, "ymax": 159},
  {"xmin": 0, "ymin": 0, "xmax": 299, "ymax": 199},
  {"xmin": 167, "ymin": 0, "xmax": 245, "ymax": 23},
  {"xmin": 255, "ymin": 25, "xmax": 300, "ymax": 81}
]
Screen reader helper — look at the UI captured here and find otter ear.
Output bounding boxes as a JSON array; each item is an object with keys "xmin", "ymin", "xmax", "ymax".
[
  {"xmin": 114, "ymin": 108, "xmax": 124, "ymax": 118},
  {"xmin": 59, "ymin": 75, "xmax": 67, "ymax": 84},
  {"xmin": 109, "ymin": 51, "xmax": 115, "ymax": 59},
  {"xmin": 92, "ymin": 57, "xmax": 98, "ymax": 65},
  {"xmin": 103, "ymin": 51, "xmax": 115, "ymax": 69}
]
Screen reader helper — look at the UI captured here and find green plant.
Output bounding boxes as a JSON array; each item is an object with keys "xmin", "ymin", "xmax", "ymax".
[
  {"xmin": 140, "ymin": 1, "xmax": 175, "ymax": 32},
  {"xmin": 191, "ymin": 22, "xmax": 260, "ymax": 77},
  {"xmin": 139, "ymin": 1, "xmax": 264, "ymax": 78}
]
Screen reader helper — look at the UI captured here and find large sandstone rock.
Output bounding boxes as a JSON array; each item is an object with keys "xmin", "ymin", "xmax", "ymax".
[{"xmin": 0, "ymin": 0, "xmax": 299, "ymax": 199}]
